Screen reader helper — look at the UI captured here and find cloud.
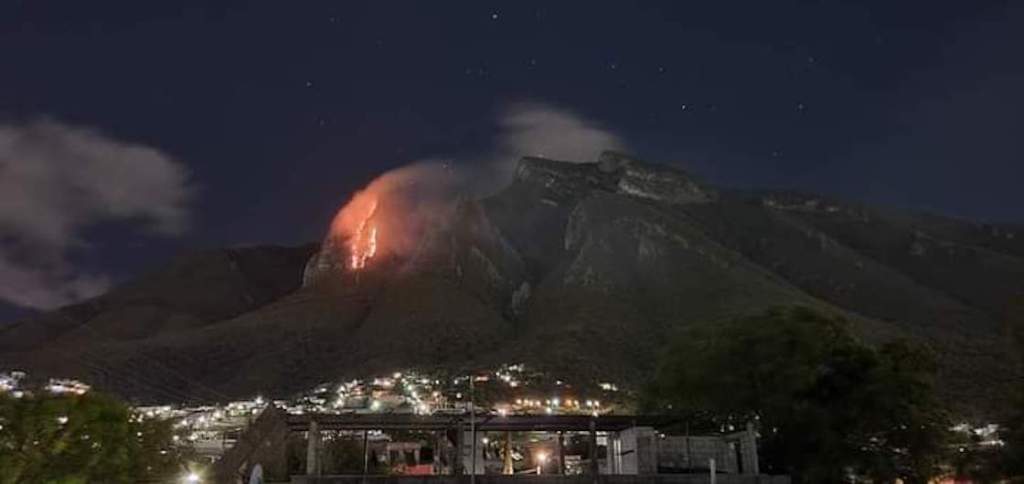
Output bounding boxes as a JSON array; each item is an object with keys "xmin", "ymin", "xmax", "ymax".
[
  {"xmin": 0, "ymin": 118, "xmax": 193, "ymax": 309},
  {"xmin": 496, "ymin": 102, "xmax": 627, "ymax": 164}
]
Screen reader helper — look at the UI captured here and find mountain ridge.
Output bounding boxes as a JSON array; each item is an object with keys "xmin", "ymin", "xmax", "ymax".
[{"xmin": 1, "ymin": 152, "xmax": 1019, "ymax": 418}]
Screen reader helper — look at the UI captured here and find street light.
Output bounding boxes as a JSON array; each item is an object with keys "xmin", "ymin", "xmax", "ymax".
[
  {"xmin": 536, "ymin": 451, "xmax": 549, "ymax": 475},
  {"xmin": 183, "ymin": 472, "xmax": 200, "ymax": 483}
]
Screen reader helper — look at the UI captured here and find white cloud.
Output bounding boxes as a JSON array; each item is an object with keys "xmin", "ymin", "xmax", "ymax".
[
  {"xmin": 497, "ymin": 102, "xmax": 627, "ymax": 163},
  {"xmin": 451, "ymin": 102, "xmax": 628, "ymax": 195},
  {"xmin": 0, "ymin": 118, "xmax": 193, "ymax": 309}
]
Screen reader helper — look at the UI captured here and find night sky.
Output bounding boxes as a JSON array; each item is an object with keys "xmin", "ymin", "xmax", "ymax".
[{"xmin": 1, "ymin": 0, "xmax": 1022, "ymax": 321}]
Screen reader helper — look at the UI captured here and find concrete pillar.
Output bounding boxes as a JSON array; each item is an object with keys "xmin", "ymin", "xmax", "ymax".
[
  {"xmin": 454, "ymin": 422, "xmax": 464, "ymax": 476},
  {"xmin": 588, "ymin": 419, "xmax": 599, "ymax": 477},
  {"xmin": 434, "ymin": 431, "xmax": 442, "ymax": 474},
  {"xmin": 503, "ymin": 431, "xmax": 514, "ymax": 475},
  {"xmin": 462, "ymin": 430, "xmax": 484, "ymax": 475},
  {"xmin": 606, "ymin": 432, "xmax": 617, "ymax": 474},
  {"xmin": 557, "ymin": 432, "xmax": 566, "ymax": 475},
  {"xmin": 741, "ymin": 422, "xmax": 760, "ymax": 475},
  {"xmin": 306, "ymin": 420, "xmax": 321, "ymax": 476}
]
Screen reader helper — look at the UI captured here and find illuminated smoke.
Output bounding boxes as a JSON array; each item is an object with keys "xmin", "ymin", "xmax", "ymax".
[
  {"xmin": 319, "ymin": 102, "xmax": 626, "ymax": 274},
  {"xmin": 325, "ymin": 161, "xmax": 460, "ymax": 272}
]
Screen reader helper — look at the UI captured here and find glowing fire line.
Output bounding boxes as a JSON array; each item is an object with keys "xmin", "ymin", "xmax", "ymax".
[{"xmin": 348, "ymin": 199, "xmax": 379, "ymax": 270}]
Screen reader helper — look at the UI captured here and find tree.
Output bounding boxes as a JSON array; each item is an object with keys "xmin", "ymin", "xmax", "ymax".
[
  {"xmin": 0, "ymin": 391, "xmax": 191, "ymax": 484},
  {"xmin": 1002, "ymin": 393, "xmax": 1024, "ymax": 482},
  {"xmin": 999, "ymin": 294, "xmax": 1024, "ymax": 481},
  {"xmin": 643, "ymin": 306, "xmax": 952, "ymax": 483}
]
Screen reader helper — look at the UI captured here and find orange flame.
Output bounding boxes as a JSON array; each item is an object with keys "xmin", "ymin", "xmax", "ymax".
[
  {"xmin": 347, "ymin": 198, "xmax": 379, "ymax": 270},
  {"xmin": 325, "ymin": 161, "xmax": 460, "ymax": 274}
]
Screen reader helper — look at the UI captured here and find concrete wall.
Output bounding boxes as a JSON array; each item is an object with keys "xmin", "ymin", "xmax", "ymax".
[
  {"xmin": 608, "ymin": 427, "xmax": 657, "ymax": 474},
  {"xmin": 292, "ymin": 476, "xmax": 790, "ymax": 484},
  {"xmin": 606, "ymin": 426, "xmax": 756, "ymax": 476},
  {"xmin": 657, "ymin": 436, "xmax": 737, "ymax": 473}
]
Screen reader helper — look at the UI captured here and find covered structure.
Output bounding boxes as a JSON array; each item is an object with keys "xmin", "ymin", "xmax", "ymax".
[{"xmin": 213, "ymin": 408, "xmax": 775, "ymax": 483}]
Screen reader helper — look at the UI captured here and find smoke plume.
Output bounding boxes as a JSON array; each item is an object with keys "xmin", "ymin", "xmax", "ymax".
[{"xmin": 322, "ymin": 102, "xmax": 625, "ymax": 271}]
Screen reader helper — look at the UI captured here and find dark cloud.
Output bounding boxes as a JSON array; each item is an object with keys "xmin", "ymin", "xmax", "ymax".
[{"xmin": 0, "ymin": 118, "xmax": 193, "ymax": 309}]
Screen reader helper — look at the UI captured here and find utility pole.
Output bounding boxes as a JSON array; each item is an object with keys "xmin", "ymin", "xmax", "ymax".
[
  {"xmin": 361, "ymin": 429, "xmax": 369, "ymax": 484},
  {"xmin": 470, "ymin": 373, "xmax": 477, "ymax": 483}
]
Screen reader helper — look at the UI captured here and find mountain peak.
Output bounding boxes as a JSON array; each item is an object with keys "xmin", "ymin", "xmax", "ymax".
[{"xmin": 514, "ymin": 151, "xmax": 715, "ymax": 205}]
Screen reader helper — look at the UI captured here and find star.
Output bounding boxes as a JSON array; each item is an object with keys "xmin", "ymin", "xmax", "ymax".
[
  {"xmin": 305, "ymin": 80, "xmax": 313, "ymax": 88},
  {"xmin": 491, "ymin": 12, "xmax": 499, "ymax": 20},
  {"xmin": 680, "ymin": 104, "xmax": 688, "ymax": 111}
]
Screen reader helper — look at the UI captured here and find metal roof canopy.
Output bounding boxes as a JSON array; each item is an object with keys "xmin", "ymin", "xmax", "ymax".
[{"xmin": 285, "ymin": 413, "xmax": 680, "ymax": 433}]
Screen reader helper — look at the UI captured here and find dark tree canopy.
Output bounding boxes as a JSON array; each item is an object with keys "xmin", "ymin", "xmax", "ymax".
[
  {"xmin": 998, "ymin": 294, "xmax": 1024, "ymax": 480},
  {"xmin": 643, "ymin": 306, "xmax": 952, "ymax": 483},
  {"xmin": 0, "ymin": 391, "xmax": 190, "ymax": 484}
]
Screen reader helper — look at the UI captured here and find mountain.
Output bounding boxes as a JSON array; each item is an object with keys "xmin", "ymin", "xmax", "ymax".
[{"xmin": 1, "ymin": 152, "xmax": 1019, "ymax": 418}]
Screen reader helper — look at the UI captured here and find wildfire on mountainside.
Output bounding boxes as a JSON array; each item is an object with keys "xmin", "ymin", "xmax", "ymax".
[
  {"xmin": 323, "ymin": 161, "xmax": 464, "ymax": 274},
  {"xmin": 349, "ymin": 199, "xmax": 379, "ymax": 270},
  {"xmin": 330, "ymin": 190, "xmax": 381, "ymax": 271}
]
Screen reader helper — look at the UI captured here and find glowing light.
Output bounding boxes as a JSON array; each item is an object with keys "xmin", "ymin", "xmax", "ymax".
[
  {"xmin": 184, "ymin": 472, "xmax": 200, "ymax": 483},
  {"xmin": 536, "ymin": 451, "xmax": 548, "ymax": 474}
]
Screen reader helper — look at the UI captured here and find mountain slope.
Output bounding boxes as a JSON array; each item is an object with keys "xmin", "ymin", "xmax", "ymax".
[{"xmin": 0, "ymin": 152, "xmax": 1018, "ymax": 417}]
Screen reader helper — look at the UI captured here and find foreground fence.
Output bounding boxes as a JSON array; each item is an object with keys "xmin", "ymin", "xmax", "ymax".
[{"xmin": 290, "ymin": 475, "xmax": 791, "ymax": 484}]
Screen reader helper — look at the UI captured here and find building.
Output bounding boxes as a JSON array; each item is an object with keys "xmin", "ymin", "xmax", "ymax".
[{"xmin": 212, "ymin": 408, "xmax": 787, "ymax": 484}]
